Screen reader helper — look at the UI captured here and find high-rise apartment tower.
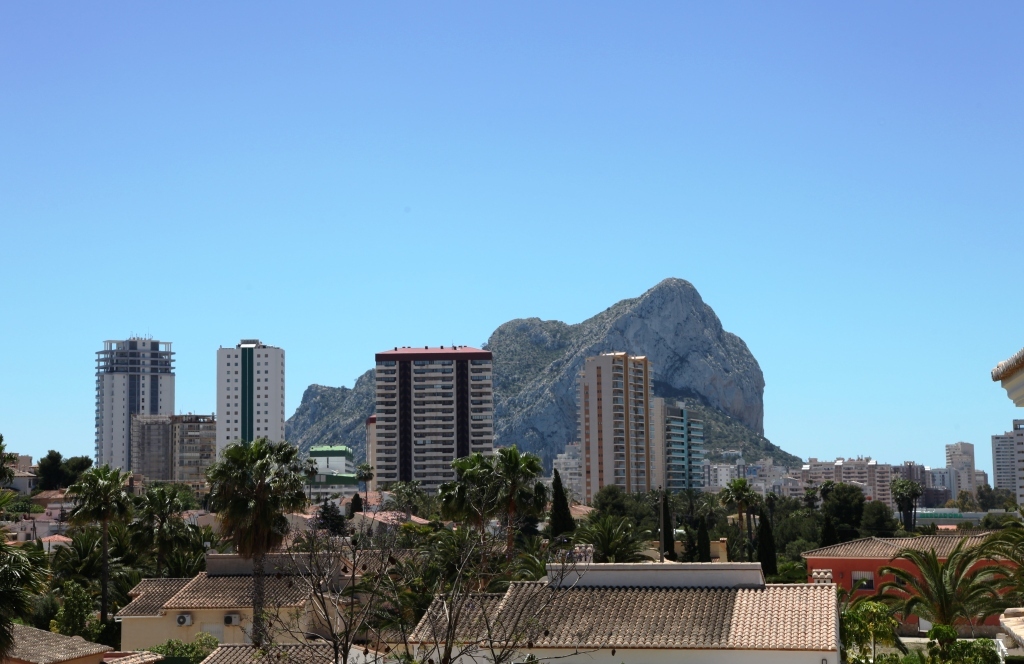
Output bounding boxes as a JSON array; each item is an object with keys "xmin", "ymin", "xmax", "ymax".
[
  {"xmin": 945, "ymin": 442, "xmax": 976, "ymax": 497},
  {"xmin": 372, "ymin": 346, "xmax": 494, "ymax": 493},
  {"xmin": 651, "ymin": 398, "xmax": 705, "ymax": 492},
  {"xmin": 578, "ymin": 352, "xmax": 653, "ymax": 503},
  {"xmin": 217, "ymin": 340, "xmax": 285, "ymax": 453},
  {"xmin": 992, "ymin": 421, "xmax": 1024, "ymax": 504},
  {"xmin": 95, "ymin": 338, "xmax": 175, "ymax": 470},
  {"xmin": 173, "ymin": 414, "xmax": 217, "ymax": 494}
]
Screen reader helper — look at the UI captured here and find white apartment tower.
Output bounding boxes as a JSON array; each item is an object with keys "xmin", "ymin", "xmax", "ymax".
[
  {"xmin": 578, "ymin": 352, "xmax": 653, "ymax": 503},
  {"xmin": 217, "ymin": 339, "xmax": 286, "ymax": 454},
  {"xmin": 992, "ymin": 421, "xmax": 1024, "ymax": 504},
  {"xmin": 945, "ymin": 442, "xmax": 976, "ymax": 497},
  {"xmin": 95, "ymin": 338, "xmax": 175, "ymax": 470},
  {"xmin": 372, "ymin": 346, "xmax": 494, "ymax": 493},
  {"xmin": 650, "ymin": 398, "xmax": 705, "ymax": 492}
]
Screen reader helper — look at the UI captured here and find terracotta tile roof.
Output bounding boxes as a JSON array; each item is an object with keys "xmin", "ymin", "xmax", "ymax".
[
  {"xmin": 569, "ymin": 505, "xmax": 593, "ymax": 520},
  {"xmin": 116, "ymin": 579, "xmax": 192, "ymax": 617},
  {"xmin": 802, "ymin": 535, "xmax": 990, "ymax": 559},
  {"xmin": 199, "ymin": 644, "xmax": 335, "ymax": 664},
  {"xmin": 41, "ymin": 535, "xmax": 72, "ymax": 543},
  {"xmin": 410, "ymin": 582, "xmax": 837, "ymax": 652},
  {"xmin": 162, "ymin": 573, "xmax": 308, "ymax": 610},
  {"xmin": 993, "ymin": 347, "xmax": 1024, "ymax": 382},
  {"xmin": 9, "ymin": 624, "xmax": 113, "ymax": 664}
]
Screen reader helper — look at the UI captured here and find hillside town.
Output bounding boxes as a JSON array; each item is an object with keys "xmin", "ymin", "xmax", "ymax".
[{"xmin": 3, "ymin": 338, "xmax": 1024, "ymax": 664}]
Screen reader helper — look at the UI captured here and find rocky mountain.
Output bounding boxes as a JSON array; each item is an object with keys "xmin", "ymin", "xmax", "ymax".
[{"xmin": 286, "ymin": 278, "xmax": 801, "ymax": 470}]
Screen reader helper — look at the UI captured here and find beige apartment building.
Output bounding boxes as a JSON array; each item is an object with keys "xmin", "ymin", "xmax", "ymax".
[
  {"xmin": 172, "ymin": 414, "xmax": 217, "ymax": 494},
  {"xmin": 130, "ymin": 415, "xmax": 174, "ymax": 481},
  {"xmin": 578, "ymin": 352, "xmax": 653, "ymax": 503},
  {"xmin": 365, "ymin": 415, "xmax": 378, "ymax": 491},
  {"xmin": 801, "ymin": 457, "xmax": 893, "ymax": 509},
  {"xmin": 372, "ymin": 346, "xmax": 494, "ymax": 493}
]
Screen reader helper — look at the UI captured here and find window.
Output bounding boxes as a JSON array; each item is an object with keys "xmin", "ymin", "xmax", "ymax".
[{"xmin": 852, "ymin": 571, "xmax": 874, "ymax": 591}]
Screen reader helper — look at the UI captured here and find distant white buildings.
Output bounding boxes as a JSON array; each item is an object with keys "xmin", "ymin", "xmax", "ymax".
[
  {"xmin": 305, "ymin": 445, "xmax": 358, "ymax": 502},
  {"xmin": 945, "ymin": 442, "xmax": 976, "ymax": 497},
  {"xmin": 799, "ymin": 457, "xmax": 894, "ymax": 509},
  {"xmin": 95, "ymin": 338, "xmax": 175, "ymax": 471},
  {"xmin": 216, "ymin": 339, "xmax": 286, "ymax": 453},
  {"xmin": 552, "ymin": 441, "xmax": 584, "ymax": 503}
]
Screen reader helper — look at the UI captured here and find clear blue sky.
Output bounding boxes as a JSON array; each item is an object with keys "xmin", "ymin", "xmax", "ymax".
[{"xmin": 2, "ymin": 3, "xmax": 1022, "ymax": 476}]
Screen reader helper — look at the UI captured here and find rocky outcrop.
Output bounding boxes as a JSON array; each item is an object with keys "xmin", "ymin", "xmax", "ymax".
[
  {"xmin": 287, "ymin": 278, "xmax": 793, "ymax": 468},
  {"xmin": 488, "ymin": 278, "xmax": 767, "ymax": 467}
]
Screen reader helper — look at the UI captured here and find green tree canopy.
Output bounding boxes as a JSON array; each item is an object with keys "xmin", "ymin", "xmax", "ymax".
[
  {"xmin": 822, "ymin": 483, "xmax": 865, "ymax": 542},
  {"xmin": 860, "ymin": 500, "xmax": 899, "ymax": 538}
]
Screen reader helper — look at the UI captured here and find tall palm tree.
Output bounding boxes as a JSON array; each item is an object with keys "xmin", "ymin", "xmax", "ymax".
[
  {"xmin": 720, "ymin": 478, "xmax": 756, "ymax": 560},
  {"xmin": 0, "ymin": 490, "xmax": 43, "ymax": 659},
  {"xmin": 206, "ymin": 437, "xmax": 306, "ymax": 647},
  {"xmin": 355, "ymin": 463, "xmax": 374, "ymax": 509},
  {"xmin": 890, "ymin": 479, "xmax": 924, "ymax": 532},
  {"xmin": 52, "ymin": 528, "xmax": 106, "ymax": 590},
  {"xmin": 491, "ymin": 446, "xmax": 544, "ymax": 556},
  {"xmin": 67, "ymin": 465, "xmax": 132, "ymax": 623},
  {"xmin": 876, "ymin": 539, "xmax": 1002, "ymax": 635},
  {"xmin": 134, "ymin": 485, "xmax": 186, "ymax": 577},
  {"xmin": 303, "ymin": 458, "xmax": 318, "ymax": 502}
]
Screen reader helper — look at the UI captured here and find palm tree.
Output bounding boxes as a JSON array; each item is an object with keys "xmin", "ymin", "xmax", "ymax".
[
  {"xmin": 492, "ymin": 446, "xmax": 544, "ymax": 556},
  {"xmin": 206, "ymin": 437, "xmax": 306, "ymax": 647},
  {"xmin": 134, "ymin": 485, "xmax": 186, "ymax": 577},
  {"xmin": 52, "ymin": 528, "xmax": 106, "ymax": 590},
  {"xmin": 876, "ymin": 538, "xmax": 1002, "ymax": 635},
  {"xmin": 438, "ymin": 453, "xmax": 499, "ymax": 530},
  {"xmin": 355, "ymin": 463, "xmax": 374, "ymax": 509},
  {"xmin": 67, "ymin": 465, "xmax": 132, "ymax": 623},
  {"xmin": 0, "ymin": 490, "xmax": 43, "ymax": 659},
  {"xmin": 303, "ymin": 458, "xmax": 318, "ymax": 502},
  {"xmin": 720, "ymin": 478, "xmax": 756, "ymax": 560},
  {"xmin": 891, "ymin": 479, "xmax": 924, "ymax": 532},
  {"xmin": 574, "ymin": 515, "xmax": 649, "ymax": 563}
]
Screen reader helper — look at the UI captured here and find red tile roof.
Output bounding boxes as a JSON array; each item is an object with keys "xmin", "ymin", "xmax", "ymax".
[
  {"xmin": 802, "ymin": 534, "xmax": 990, "ymax": 559},
  {"xmin": 375, "ymin": 346, "xmax": 491, "ymax": 361}
]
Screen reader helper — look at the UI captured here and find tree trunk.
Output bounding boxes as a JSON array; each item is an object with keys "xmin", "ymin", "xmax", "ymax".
[
  {"xmin": 506, "ymin": 499, "xmax": 516, "ymax": 558},
  {"xmin": 155, "ymin": 520, "xmax": 163, "ymax": 578},
  {"xmin": 252, "ymin": 551, "xmax": 267, "ymax": 647},
  {"xmin": 101, "ymin": 519, "xmax": 109, "ymax": 623}
]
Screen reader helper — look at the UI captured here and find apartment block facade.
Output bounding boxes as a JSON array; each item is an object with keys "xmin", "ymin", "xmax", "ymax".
[
  {"xmin": 945, "ymin": 442, "xmax": 976, "ymax": 497},
  {"xmin": 801, "ymin": 457, "xmax": 893, "ymax": 509},
  {"xmin": 96, "ymin": 338, "xmax": 175, "ymax": 470},
  {"xmin": 305, "ymin": 445, "xmax": 358, "ymax": 502},
  {"xmin": 130, "ymin": 415, "xmax": 174, "ymax": 481},
  {"xmin": 578, "ymin": 352, "xmax": 653, "ymax": 503},
  {"xmin": 651, "ymin": 398, "xmax": 705, "ymax": 492},
  {"xmin": 372, "ymin": 346, "xmax": 494, "ymax": 493},
  {"xmin": 172, "ymin": 414, "xmax": 217, "ymax": 494},
  {"xmin": 992, "ymin": 420, "xmax": 1024, "ymax": 504},
  {"xmin": 216, "ymin": 340, "xmax": 285, "ymax": 452}
]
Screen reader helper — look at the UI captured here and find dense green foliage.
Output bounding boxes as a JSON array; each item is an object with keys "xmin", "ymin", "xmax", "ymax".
[
  {"xmin": 37, "ymin": 451, "xmax": 94, "ymax": 491},
  {"xmin": 146, "ymin": 632, "xmax": 220, "ymax": 664}
]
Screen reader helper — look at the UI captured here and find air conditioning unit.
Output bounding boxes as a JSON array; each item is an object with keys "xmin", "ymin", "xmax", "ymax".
[
  {"xmin": 176, "ymin": 614, "xmax": 192, "ymax": 627},
  {"xmin": 224, "ymin": 613, "xmax": 241, "ymax": 626}
]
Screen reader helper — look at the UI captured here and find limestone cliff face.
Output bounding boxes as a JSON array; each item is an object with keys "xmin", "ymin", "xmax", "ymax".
[
  {"xmin": 488, "ymin": 278, "xmax": 766, "ymax": 466},
  {"xmin": 287, "ymin": 278, "xmax": 778, "ymax": 467}
]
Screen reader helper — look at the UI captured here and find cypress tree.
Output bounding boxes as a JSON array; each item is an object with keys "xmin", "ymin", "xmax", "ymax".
[
  {"xmin": 821, "ymin": 514, "xmax": 839, "ymax": 547},
  {"xmin": 350, "ymin": 492, "xmax": 363, "ymax": 514},
  {"xmin": 549, "ymin": 470, "xmax": 576, "ymax": 540},
  {"xmin": 697, "ymin": 517, "xmax": 712, "ymax": 562},
  {"xmin": 756, "ymin": 508, "xmax": 777, "ymax": 576},
  {"xmin": 661, "ymin": 491, "xmax": 677, "ymax": 561}
]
